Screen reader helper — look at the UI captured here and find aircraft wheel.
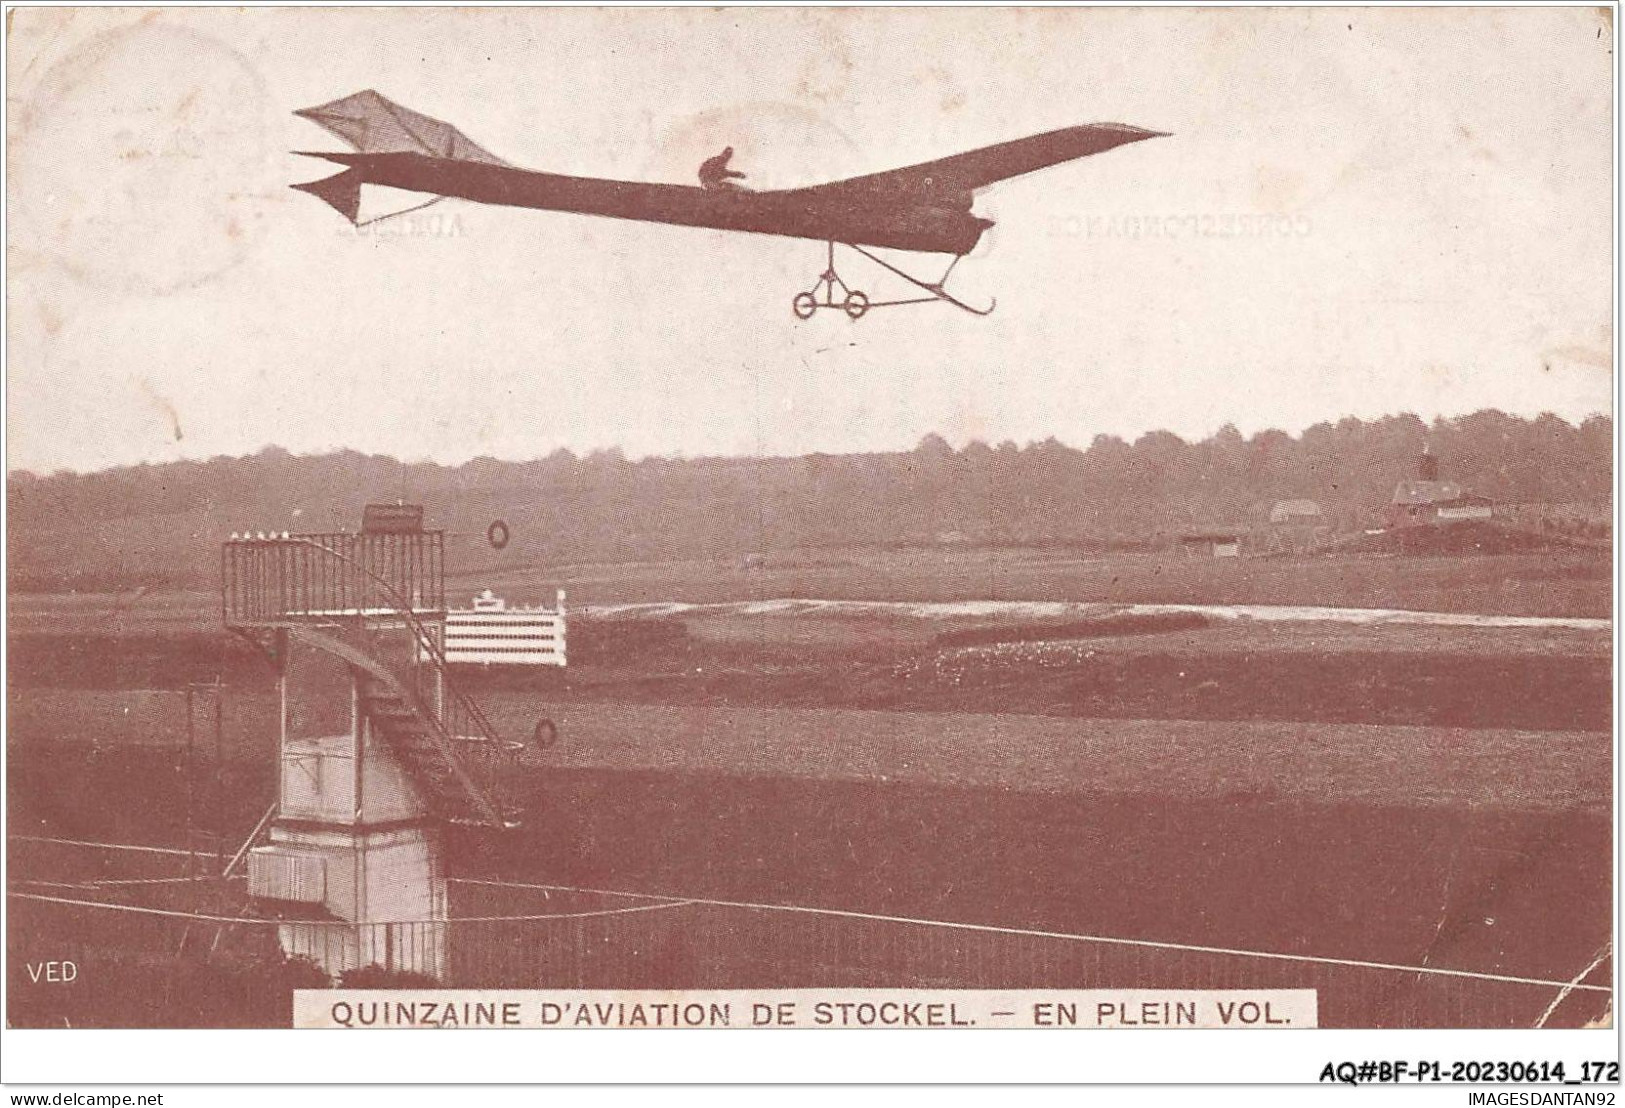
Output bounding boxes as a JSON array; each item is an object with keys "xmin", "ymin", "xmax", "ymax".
[
  {"xmin": 843, "ymin": 290, "xmax": 869, "ymax": 320},
  {"xmin": 793, "ymin": 292, "xmax": 818, "ymax": 320}
]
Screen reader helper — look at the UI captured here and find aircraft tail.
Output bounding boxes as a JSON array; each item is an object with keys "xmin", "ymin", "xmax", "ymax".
[
  {"xmin": 292, "ymin": 169, "xmax": 364, "ymax": 224},
  {"xmin": 294, "ymin": 89, "xmax": 511, "ymax": 167},
  {"xmin": 292, "ymin": 90, "xmax": 511, "ymax": 223}
]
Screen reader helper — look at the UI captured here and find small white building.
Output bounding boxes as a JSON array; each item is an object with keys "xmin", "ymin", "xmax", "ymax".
[
  {"xmin": 1262, "ymin": 499, "xmax": 1331, "ymax": 554},
  {"xmin": 439, "ymin": 589, "xmax": 568, "ymax": 667},
  {"xmin": 1178, "ymin": 532, "xmax": 1243, "ymax": 559}
]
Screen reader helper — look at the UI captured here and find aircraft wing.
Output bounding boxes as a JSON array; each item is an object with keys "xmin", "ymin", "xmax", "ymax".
[
  {"xmin": 294, "ymin": 89, "xmax": 513, "ymax": 167},
  {"xmin": 789, "ymin": 122, "xmax": 1167, "ymax": 198}
]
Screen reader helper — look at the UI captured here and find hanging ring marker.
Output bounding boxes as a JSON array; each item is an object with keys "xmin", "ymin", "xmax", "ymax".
[{"xmin": 531, "ymin": 718, "xmax": 559, "ymax": 750}]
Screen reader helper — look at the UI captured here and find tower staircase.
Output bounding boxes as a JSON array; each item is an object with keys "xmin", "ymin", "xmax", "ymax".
[{"xmin": 224, "ymin": 527, "xmax": 522, "ymax": 829}]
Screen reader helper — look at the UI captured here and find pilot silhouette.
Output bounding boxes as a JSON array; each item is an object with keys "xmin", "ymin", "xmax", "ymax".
[{"xmin": 698, "ymin": 146, "xmax": 747, "ymax": 190}]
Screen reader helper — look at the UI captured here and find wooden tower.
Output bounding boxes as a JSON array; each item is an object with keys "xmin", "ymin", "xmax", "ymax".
[{"xmin": 222, "ymin": 507, "xmax": 519, "ymax": 979}]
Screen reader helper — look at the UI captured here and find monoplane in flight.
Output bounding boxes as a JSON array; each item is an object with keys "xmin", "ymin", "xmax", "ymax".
[{"xmin": 294, "ymin": 90, "xmax": 1166, "ymax": 319}]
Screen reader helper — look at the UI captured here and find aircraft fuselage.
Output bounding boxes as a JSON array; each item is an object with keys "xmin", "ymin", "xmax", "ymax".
[{"xmin": 309, "ymin": 152, "xmax": 993, "ymax": 255}]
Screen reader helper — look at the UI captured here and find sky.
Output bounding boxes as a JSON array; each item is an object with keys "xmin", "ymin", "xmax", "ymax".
[{"xmin": 5, "ymin": 6, "xmax": 1615, "ymax": 475}]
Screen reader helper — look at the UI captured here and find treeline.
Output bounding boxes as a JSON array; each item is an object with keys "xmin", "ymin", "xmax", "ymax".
[{"xmin": 7, "ymin": 409, "xmax": 1612, "ymax": 591}]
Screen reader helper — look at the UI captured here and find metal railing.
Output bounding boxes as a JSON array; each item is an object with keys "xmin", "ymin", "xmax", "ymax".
[
  {"xmin": 222, "ymin": 531, "xmax": 445, "ymax": 626},
  {"xmin": 223, "ymin": 531, "xmax": 519, "ymax": 826}
]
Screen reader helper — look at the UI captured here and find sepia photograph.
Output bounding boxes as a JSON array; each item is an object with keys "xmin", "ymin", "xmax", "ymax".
[{"xmin": 2, "ymin": 2, "xmax": 1617, "ymax": 1089}]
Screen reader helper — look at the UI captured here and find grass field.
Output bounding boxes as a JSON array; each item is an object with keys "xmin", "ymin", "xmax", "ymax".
[
  {"xmin": 5, "ymin": 546, "xmax": 1615, "ymax": 1027},
  {"xmin": 476, "ymin": 547, "xmax": 1612, "ymax": 618},
  {"xmin": 5, "ymin": 546, "xmax": 1613, "ymax": 640},
  {"xmin": 8, "ymin": 707, "xmax": 1611, "ymax": 1026}
]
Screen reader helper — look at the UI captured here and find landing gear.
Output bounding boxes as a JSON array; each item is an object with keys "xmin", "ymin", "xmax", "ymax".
[
  {"xmin": 792, "ymin": 242, "xmax": 870, "ymax": 320},
  {"xmin": 790, "ymin": 241, "xmax": 995, "ymax": 320}
]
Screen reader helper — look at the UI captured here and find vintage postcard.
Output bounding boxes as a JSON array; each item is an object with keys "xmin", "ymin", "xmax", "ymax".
[{"xmin": 3, "ymin": 4, "xmax": 1616, "ymax": 1087}]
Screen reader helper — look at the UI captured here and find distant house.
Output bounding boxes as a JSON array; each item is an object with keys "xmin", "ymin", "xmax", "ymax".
[
  {"xmin": 1385, "ymin": 480, "xmax": 1494, "ymax": 527},
  {"xmin": 1261, "ymin": 499, "xmax": 1330, "ymax": 554},
  {"xmin": 1383, "ymin": 451, "xmax": 1493, "ymax": 528},
  {"xmin": 1268, "ymin": 499, "xmax": 1322, "ymax": 526}
]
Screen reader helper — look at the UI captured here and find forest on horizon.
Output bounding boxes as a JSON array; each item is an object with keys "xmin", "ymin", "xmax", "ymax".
[{"xmin": 7, "ymin": 408, "xmax": 1613, "ymax": 593}]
